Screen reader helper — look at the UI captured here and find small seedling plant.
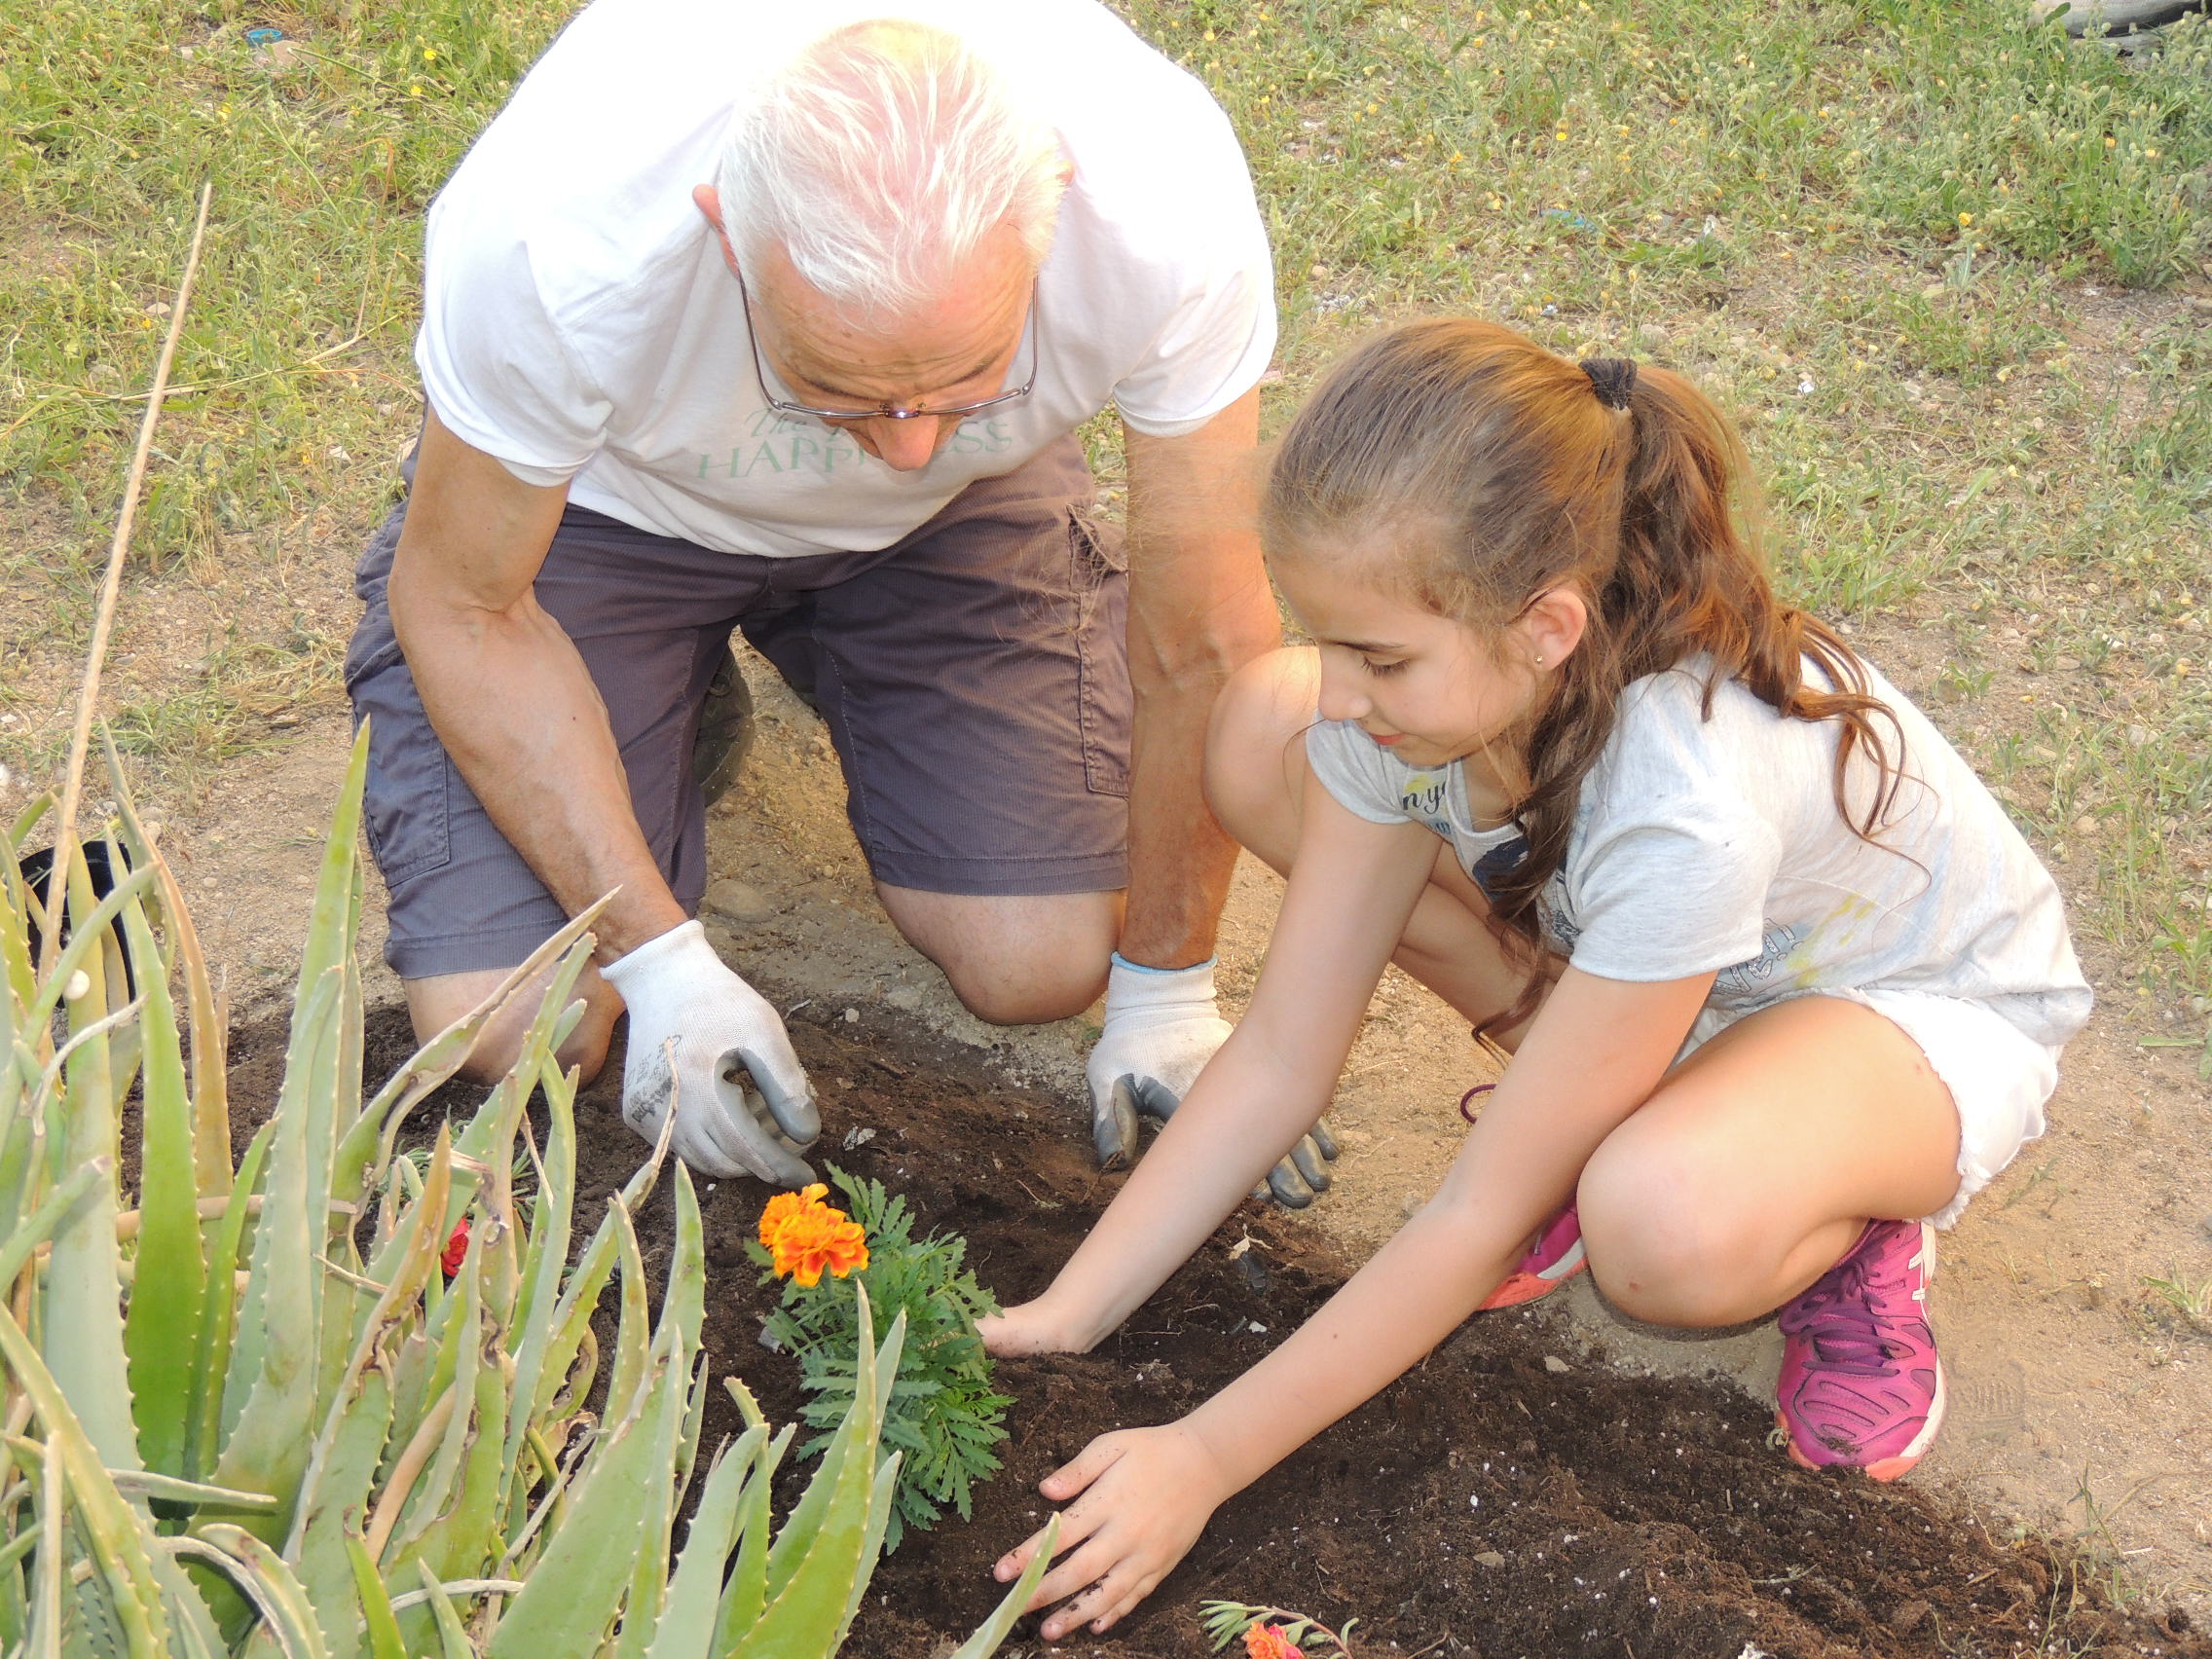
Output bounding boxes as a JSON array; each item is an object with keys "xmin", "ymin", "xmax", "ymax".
[
  {"xmin": 752, "ymin": 1168, "xmax": 1012, "ymax": 1549},
  {"xmin": 1201, "ymin": 1600, "xmax": 1361, "ymax": 1658}
]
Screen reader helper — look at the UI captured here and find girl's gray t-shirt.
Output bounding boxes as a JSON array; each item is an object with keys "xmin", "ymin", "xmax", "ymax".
[{"xmin": 1304, "ymin": 655, "xmax": 2092, "ymax": 1050}]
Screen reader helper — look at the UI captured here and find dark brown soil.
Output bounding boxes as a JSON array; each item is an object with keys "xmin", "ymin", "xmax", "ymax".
[{"xmin": 262, "ymin": 1003, "xmax": 2209, "ymax": 1659}]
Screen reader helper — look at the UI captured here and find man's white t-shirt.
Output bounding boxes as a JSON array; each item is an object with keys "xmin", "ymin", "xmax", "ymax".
[
  {"xmin": 415, "ymin": 0, "xmax": 1276, "ymax": 559},
  {"xmin": 1305, "ymin": 656, "xmax": 2093, "ymax": 1051}
]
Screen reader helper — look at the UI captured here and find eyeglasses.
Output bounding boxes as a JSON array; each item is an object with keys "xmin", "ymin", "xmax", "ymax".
[{"xmin": 734, "ymin": 265, "xmax": 1042, "ymax": 424}]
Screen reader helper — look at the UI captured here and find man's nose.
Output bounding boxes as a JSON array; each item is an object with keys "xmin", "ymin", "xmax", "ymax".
[{"xmin": 862, "ymin": 414, "xmax": 950, "ymax": 472}]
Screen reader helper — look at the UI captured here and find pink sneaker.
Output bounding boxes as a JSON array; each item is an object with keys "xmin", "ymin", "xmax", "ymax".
[
  {"xmin": 1477, "ymin": 1204, "xmax": 1587, "ymax": 1310},
  {"xmin": 1774, "ymin": 1219, "xmax": 1945, "ymax": 1482}
]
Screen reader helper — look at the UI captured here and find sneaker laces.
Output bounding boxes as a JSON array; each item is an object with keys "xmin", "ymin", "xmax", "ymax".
[{"xmin": 1781, "ymin": 1250, "xmax": 1916, "ymax": 1379}]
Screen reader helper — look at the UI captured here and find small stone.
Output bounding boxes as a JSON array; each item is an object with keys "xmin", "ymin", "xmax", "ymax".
[
  {"xmin": 2072, "ymin": 815, "xmax": 2097, "ymax": 836},
  {"xmin": 1543, "ymin": 1354, "xmax": 1571, "ymax": 1374},
  {"xmin": 1473, "ymin": 1549, "xmax": 1504, "ymax": 1567},
  {"xmin": 842, "ymin": 1008, "xmax": 859, "ymax": 1024},
  {"xmin": 701, "ymin": 878, "xmax": 774, "ymax": 924}
]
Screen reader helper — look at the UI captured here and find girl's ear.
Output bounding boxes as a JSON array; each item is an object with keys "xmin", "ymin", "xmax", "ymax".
[{"xmin": 1519, "ymin": 586, "xmax": 1589, "ymax": 672}]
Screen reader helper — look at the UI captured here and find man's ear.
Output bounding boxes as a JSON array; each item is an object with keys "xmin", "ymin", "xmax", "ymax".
[
  {"xmin": 691, "ymin": 184, "xmax": 740, "ymax": 276},
  {"xmin": 1520, "ymin": 586, "xmax": 1589, "ymax": 672}
]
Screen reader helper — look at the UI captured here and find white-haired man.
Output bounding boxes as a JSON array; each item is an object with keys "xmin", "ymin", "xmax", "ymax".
[{"xmin": 346, "ymin": 0, "xmax": 1334, "ymax": 1198}]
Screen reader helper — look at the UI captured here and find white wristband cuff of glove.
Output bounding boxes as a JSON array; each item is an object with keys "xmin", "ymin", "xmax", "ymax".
[
  {"xmin": 601, "ymin": 918, "xmax": 717, "ymax": 1001},
  {"xmin": 1103, "ymin": 953, "xmax": 1219, "ymax": 1020}
]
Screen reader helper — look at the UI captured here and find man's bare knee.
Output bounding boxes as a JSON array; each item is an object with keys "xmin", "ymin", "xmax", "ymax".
[
  {"xmin": 940, "ymin": 950, "xmax": 1107, "ymax": 1025},
  {"xmin": 880, "ymin": 887, "xmax": 1117, "ymax": 1025},
  {"xmin": 404, "ymin": 966, "xmax": 621, "ymax": 1088}
]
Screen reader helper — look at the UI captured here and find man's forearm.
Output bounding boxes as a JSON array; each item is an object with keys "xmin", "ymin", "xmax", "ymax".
[
  {"xmin": 1116, "ymin": 559, "xmax": 1279, "ymax": 969},
  {"xmin": 393, "ymin": 591, "xmax": 685, "ymax": 962},
  {"xmin": 1115, "ymin": 391, "xmax": 1279, "ymax": 970}
]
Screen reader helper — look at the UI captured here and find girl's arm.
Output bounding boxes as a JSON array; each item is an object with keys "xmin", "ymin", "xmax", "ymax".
[
  {"xmin": 987, "ymin": 783, "xmax": 1443, "ymax": 1355},
  {"xmin": 999, "ymin": 961, "xmax": 1716, "ymax": 1641}
]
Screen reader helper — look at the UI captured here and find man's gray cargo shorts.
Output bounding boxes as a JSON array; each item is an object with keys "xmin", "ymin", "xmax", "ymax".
[{"xmin": 343, "ymin": 437, "xmax": 1130, "ymax": 979}]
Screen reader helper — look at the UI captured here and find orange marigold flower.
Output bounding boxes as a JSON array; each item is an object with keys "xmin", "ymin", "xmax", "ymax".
[
  {"xmin": 758, "ymin": 1184, "xmax": 869, "ymax": 1286},
  {"xmin": 758, "ymin": 1183, "xmax": 828, "ymax": 1251},
  {"xmin": 1244, "ymin": 1624, "xmax": 1303, "ymax": 1659}
]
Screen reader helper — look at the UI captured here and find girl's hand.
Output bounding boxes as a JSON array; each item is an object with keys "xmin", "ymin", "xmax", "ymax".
[
  {"xmin": 993, "ymin": 1423, "xmax": 1228, "ymax": 1641},
  {"xmin": 978, "ymin": 1299, "xmax": 1084, "ymax": 1357}
]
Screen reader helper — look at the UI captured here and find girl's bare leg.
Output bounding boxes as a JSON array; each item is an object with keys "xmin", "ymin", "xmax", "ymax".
[
  {"xmin": 1576, "ymin": 994, "xmax": 1961, "ymax": 1327},
  {"xmin": 1207, "ymin": 647, "xmax": 1552, "ymax": 1042}
]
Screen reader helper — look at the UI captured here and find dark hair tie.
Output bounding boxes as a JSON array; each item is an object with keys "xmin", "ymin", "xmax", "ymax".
[{"xmin": 1579, "ymin": 355, "xmax": 1638, "ymax": 411}]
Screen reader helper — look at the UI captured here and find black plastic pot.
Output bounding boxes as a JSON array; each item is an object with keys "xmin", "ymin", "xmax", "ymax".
[{"xmin": 17, "ymin": 839, "xmax": 137, "ymax": 997}]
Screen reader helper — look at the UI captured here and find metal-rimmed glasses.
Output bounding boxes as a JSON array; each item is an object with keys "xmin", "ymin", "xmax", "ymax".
[{"xmin": 734, "ymin": 266, "xmax": 1042, "ymax": 424}]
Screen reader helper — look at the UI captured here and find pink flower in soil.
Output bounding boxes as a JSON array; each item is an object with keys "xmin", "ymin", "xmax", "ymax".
[{"xmin": 1243, "ymin": 1624, "xmax": 1304, "ymax": 1659}]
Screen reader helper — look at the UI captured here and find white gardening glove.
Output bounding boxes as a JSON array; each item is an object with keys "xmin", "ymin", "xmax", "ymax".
[
  {"xmin": 1084, "ymin": 954, "xmax": 1338, "ymax": 1208},
  {"xmin": 600, "ymin": 920, "xmax": 821, "ymax": 1186}
]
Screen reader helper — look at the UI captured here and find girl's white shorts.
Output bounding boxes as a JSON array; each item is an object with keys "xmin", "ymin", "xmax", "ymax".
[{"xmin": 1684, "ymin": 987, "xmax": 2062, "ymax": 1230}]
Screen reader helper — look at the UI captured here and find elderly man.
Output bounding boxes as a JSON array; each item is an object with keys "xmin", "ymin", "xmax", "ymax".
[{"xmin": 345, "ymin": 0, "xmax": 1330, "ymax": 1196}]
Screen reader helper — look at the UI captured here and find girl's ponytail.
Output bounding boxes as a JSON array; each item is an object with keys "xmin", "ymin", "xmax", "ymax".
[
  {"xmin": 1610, "ymin": 364, "xmax": 1906, "ymax": 847},
  {"xmin": 1264, "ymin": 320, "xmax": 1905, "ymax": 1040}
]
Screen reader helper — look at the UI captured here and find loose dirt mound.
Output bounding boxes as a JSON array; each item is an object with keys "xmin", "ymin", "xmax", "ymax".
[{"xmin": 237, "ymin": 1005, "xmax": 2205, "ymax": 1659}]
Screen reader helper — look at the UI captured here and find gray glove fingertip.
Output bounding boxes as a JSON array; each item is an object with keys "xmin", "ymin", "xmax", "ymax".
[
  {"xmin": 1289, "ymin": 1135, "xmax": 1332, "ymax": 1194},
  {"xmin": 1267, "ymin": 1159, "xmax": 1317, "ymax": 1210},
  {"xmin": 1093, "ymin": 1077, "xmax": 1141, "ymax": 1171},
  {"xmin": 712, "ymin": 1081, "xmax": 818, "ymax": 1188},
  {"xmin": 730, "ymin": 1046, "xmax": 822, "ymax": 1146},
  {"xmin": 671, "ymin": 1117, "xmax": 743, "ymax": 1182},
  {"xmin": 1309, "ymin": 1119, "xmax": 1341, "ymax": 1162},
  {"xmin": 1129, "ymin": 1076, "xmax": 1182, "ymax": 1124}
]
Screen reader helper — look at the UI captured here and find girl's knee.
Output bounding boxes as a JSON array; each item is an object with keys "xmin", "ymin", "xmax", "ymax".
[
  {"xmin": 1579, "ymin": 1131, "xmax": 1765, "ymax": 1327},
  {"xmin": 1204, "ymin": 647, "xmax": 1319, "ymax": 849}
]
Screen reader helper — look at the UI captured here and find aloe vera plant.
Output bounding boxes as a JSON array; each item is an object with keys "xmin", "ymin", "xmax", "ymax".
[{"xmin": 0, "ymin": 726, "xmax": 1056, "ymax": 1657}]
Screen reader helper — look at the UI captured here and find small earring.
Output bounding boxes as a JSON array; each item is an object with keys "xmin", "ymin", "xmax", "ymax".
[{"xmin": 1533, "ymin": 654, "xmax": 1546, "ymax": 669}]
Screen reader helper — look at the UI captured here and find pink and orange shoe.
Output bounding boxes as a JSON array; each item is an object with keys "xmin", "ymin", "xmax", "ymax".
[
  {"xmin": 1478, "ymin": 1204, "xmax": 1588, "ymax": 1310},
  {"xmin": 1775, "ymin": 1218, "xmax": 1945, "ymax": 1482}
]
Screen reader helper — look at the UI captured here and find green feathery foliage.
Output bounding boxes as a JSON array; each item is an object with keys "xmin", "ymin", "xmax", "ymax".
[{"xmin": 751, "ymin": 1169, "xmax": 1010, "ymax": 1552}]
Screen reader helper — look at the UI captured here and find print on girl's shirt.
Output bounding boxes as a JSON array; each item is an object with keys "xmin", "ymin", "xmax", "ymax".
[
  {"xmin": 1397, "ymin": 770, "xmax": 1449, "ymax": 827},
  {"xmin": 1714, "ymin": 921, "xmax": 1808, "ymax": 999},
  {"xmin": 1470, "ymin": 835, "xmax": 1529, "ymax": 902}
]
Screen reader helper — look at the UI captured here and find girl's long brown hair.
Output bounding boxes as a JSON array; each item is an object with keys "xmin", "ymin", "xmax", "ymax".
[{"xmin": 1263, "ymin": 318, "xmax": 1904, "ymax": 1036}]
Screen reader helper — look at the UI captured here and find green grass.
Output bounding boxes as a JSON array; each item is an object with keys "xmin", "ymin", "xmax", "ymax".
[{"xmin": 3, "ymin": 0, "xmax": 2209, "ymax": 1005}]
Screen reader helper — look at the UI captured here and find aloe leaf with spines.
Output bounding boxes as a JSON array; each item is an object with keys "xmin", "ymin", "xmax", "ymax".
[
  {"xmin": 118, "ymin": 872, "xmax": 205, "ymax": 1484},
  {"xmin": 0, "ymin": 726, "xmax": 1043, "ymax": 1658},
  {"xmin": 42, "ymin": 838, "xmax": 147, "ymax": 1479}
]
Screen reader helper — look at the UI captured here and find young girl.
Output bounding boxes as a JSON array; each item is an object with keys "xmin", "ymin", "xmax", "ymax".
[{"xmin": 978, "ymin": 318, "xmax": 2091, "ymax": 1641}]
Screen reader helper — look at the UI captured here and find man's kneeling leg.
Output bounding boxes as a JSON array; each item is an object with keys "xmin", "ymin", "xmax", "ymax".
[
  {"xmin": 404, "ymin": 963, "xmax": 624, "ymax": 1088},
  {"xmin": 875, "ymin": 886, "xmax": 1120, "ymax": 1026}
]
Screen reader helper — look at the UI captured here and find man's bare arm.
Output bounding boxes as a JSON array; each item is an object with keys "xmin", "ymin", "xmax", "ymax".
[
  {"xmin": 386, "ymin": 408, "xmax": 686, "ymax": 962},
  {"xmin": 1116, "ymin": 388, "xmax": 1281, "ymax": 969}
]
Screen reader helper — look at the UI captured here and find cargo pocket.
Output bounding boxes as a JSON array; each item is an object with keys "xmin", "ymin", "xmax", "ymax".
[
  {"xmin": 350, "ymin": 648, "xmax": 455, "ymax": 891},
  {"xmin": 1070, "ymin": 510, "xmax": 1130, "ymax": 799}
]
